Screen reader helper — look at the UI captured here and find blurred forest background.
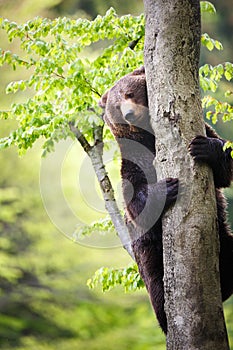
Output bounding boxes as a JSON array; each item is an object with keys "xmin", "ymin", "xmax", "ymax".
[{"xmin": 0, "ymin": 1, "xmax": 233, "ymax": 349}]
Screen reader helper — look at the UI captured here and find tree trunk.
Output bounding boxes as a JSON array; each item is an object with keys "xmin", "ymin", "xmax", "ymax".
[{"xmin": 143, "ymin": 1, "xmax": 229, "ymax": 349}]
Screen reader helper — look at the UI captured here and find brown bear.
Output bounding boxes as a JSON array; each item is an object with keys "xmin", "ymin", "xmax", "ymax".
[{"xmin": 99, "ymin": 66, "xmax": 233, "ymax": 334}]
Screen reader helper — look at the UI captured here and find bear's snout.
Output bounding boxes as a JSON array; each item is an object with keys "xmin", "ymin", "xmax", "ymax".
[
  {"xmin": 120, "ymin": 101, "xmax": 137, "ymax": 124},
  {"xmin": 124, "ymin": 110, "xmax": 135, "ymax": 123}
]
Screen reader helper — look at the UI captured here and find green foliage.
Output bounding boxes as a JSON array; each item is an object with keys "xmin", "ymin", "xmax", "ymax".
[
  {"xmin": 201, "ymin": 33, "xmax": 223, "ymax": 52},
  {"xmin": 199, "ymin": 2, "xmax": 233, "ymax": 124},
  {"xmin": 199, "ymin": 62, "xmax": 233, "ymax": 123},
  {"xmin": 0, "ymin": 9, "xmax": 144, "ymax": 155},
  {"xmin": 73, "ymin": 216, "xmax": 116, "ymax": 240},
  {"xmin": 87, "ymin": 264, "xmax": 144, "ymax": 292},
  {"xmin": 0, "ymin": 3, "xmax": 232, "ymax": 156},
  {"xmin": 202, "ymin": 95, "xmax": 233, "ymax": 124},
  {"xmin": 200, "ymin": 1, "xmax": 216, "ymax": 14},
  {"xmin": 0, "ymin": 173, "xmax": 74, "ymax": 347},
  {"xmin": 200, "ymin": 63, "xmax": 233, "ymax": 92}
]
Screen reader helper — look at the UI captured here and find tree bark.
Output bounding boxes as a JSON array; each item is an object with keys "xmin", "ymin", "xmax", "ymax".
[{"xmin": 143, "ymin": 1, "xmax": 229, "ymax": 349}]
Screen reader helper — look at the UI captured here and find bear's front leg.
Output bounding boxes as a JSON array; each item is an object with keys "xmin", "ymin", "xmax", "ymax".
[
  {"xmin": 125, "ymin": 177, "xmax": 179, "ymax": 229},
  {"xmin": 189, "ymin": 135, "xmax": 233, "ymax": 188}
]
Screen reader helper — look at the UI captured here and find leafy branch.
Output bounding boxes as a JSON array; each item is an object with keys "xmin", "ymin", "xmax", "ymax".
[
  {"xmin": 202, "ymin": 96, "xmax": 233, "ymax": 124},
  {"xmin": 69, "ymin": 121, "xmax": 134, "ymax": 258},
  {"xmin": 87, "ymin": 264, "xmax": 144, "ymax": 292}
]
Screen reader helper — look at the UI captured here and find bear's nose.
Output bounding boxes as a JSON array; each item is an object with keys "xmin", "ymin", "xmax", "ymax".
[
  {"xmin": 120, "ymin": 102, "xmax": 136, "ymax": 124},
  {"xmin": 124, "ymin": 110, "xmax": 135, "ymax": 123}
]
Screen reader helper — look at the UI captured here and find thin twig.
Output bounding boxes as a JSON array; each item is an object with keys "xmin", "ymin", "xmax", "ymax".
[
  {"xmin": 128, "ymin": 37, "xmax": 141, "ymax": 50},
  {"xmin": 69, "ymin": 122, "xmax": 92, "ymax": 153}
]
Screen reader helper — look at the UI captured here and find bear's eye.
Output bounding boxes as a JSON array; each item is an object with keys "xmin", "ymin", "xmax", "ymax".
[{"xmin": 125, "ymin": 92, "xmax": 134, "ymax": 99}]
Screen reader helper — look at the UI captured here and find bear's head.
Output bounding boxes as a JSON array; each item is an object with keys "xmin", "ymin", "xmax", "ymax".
[{"xmin": 99, "ymin": 67, "xmax": 151, "ymax": 136}]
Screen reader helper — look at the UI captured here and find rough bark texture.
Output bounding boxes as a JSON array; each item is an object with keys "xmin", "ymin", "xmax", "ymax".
[{"xmin": 143, "ymin": 1, "xmax": 229, "ymax": 349}]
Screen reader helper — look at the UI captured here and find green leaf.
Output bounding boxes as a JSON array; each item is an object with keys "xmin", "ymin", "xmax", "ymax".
[
  {"xmin": 206, "ymin": 39, "xmax": 214, "ymax": 51},
  {"xmin": 73, "ymin": 216, "xmax": 116, "ymax": 240},
  {"xmin": 209, "ymin": 79, "xmax": 217, "ymax": 92},
  {"xmin": 87, "ymin": 264, "xmax": 144, "ymax": 292},
  {"xmin": 206, "ymin": 111, "xmax": 213, "ymax": 120},
  {"xmin": 224, "ymin": 62, "xmax": 233, "ymax": 81},
  {"xmin": 225, "ymin": 90, "xmax": 233, "ymax": 97},
  {"xmin": 0, "ymin": 111, "xmax": 10, "ymax": 120},
  {"xmin": 223, "ymin": 141, "xmax": 233, "ymax": 153},
  {"xmin": 201, "ymin": 33, "xmax": 223, "ymax": 51},
  {"xmin": 200, "ymin": 1, "xmax": 216, "ymax": 14},
  {"xmin": 215, "ymin": 40, "xmax": 223, "ymax": 51}
]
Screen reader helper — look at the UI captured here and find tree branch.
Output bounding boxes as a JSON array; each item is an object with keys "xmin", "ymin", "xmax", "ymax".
[
  {"xmin": 69, "ymin": 122, "xmax": 134, "ymax": 259},
  {"xmin": 69, "ymin": 122, "xmax": 92, "ymax": 153},
  {"xmin": 128, "ymin": 37, "xmax": 141, "ymax": 50}
]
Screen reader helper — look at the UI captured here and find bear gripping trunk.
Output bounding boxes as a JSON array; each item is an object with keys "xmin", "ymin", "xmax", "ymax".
[{"xmin": 143, "ymin": 1, "xmax": 229, "ymax": 350}]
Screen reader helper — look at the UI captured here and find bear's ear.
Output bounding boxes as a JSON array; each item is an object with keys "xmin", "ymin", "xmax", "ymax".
[
  {"xmin": 131, "ymin": 66, "xmax": 145, "ymax": 76},
  {"xmin": 99, "ymin": 90, "xmax": 109, "ymax": 108}
]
